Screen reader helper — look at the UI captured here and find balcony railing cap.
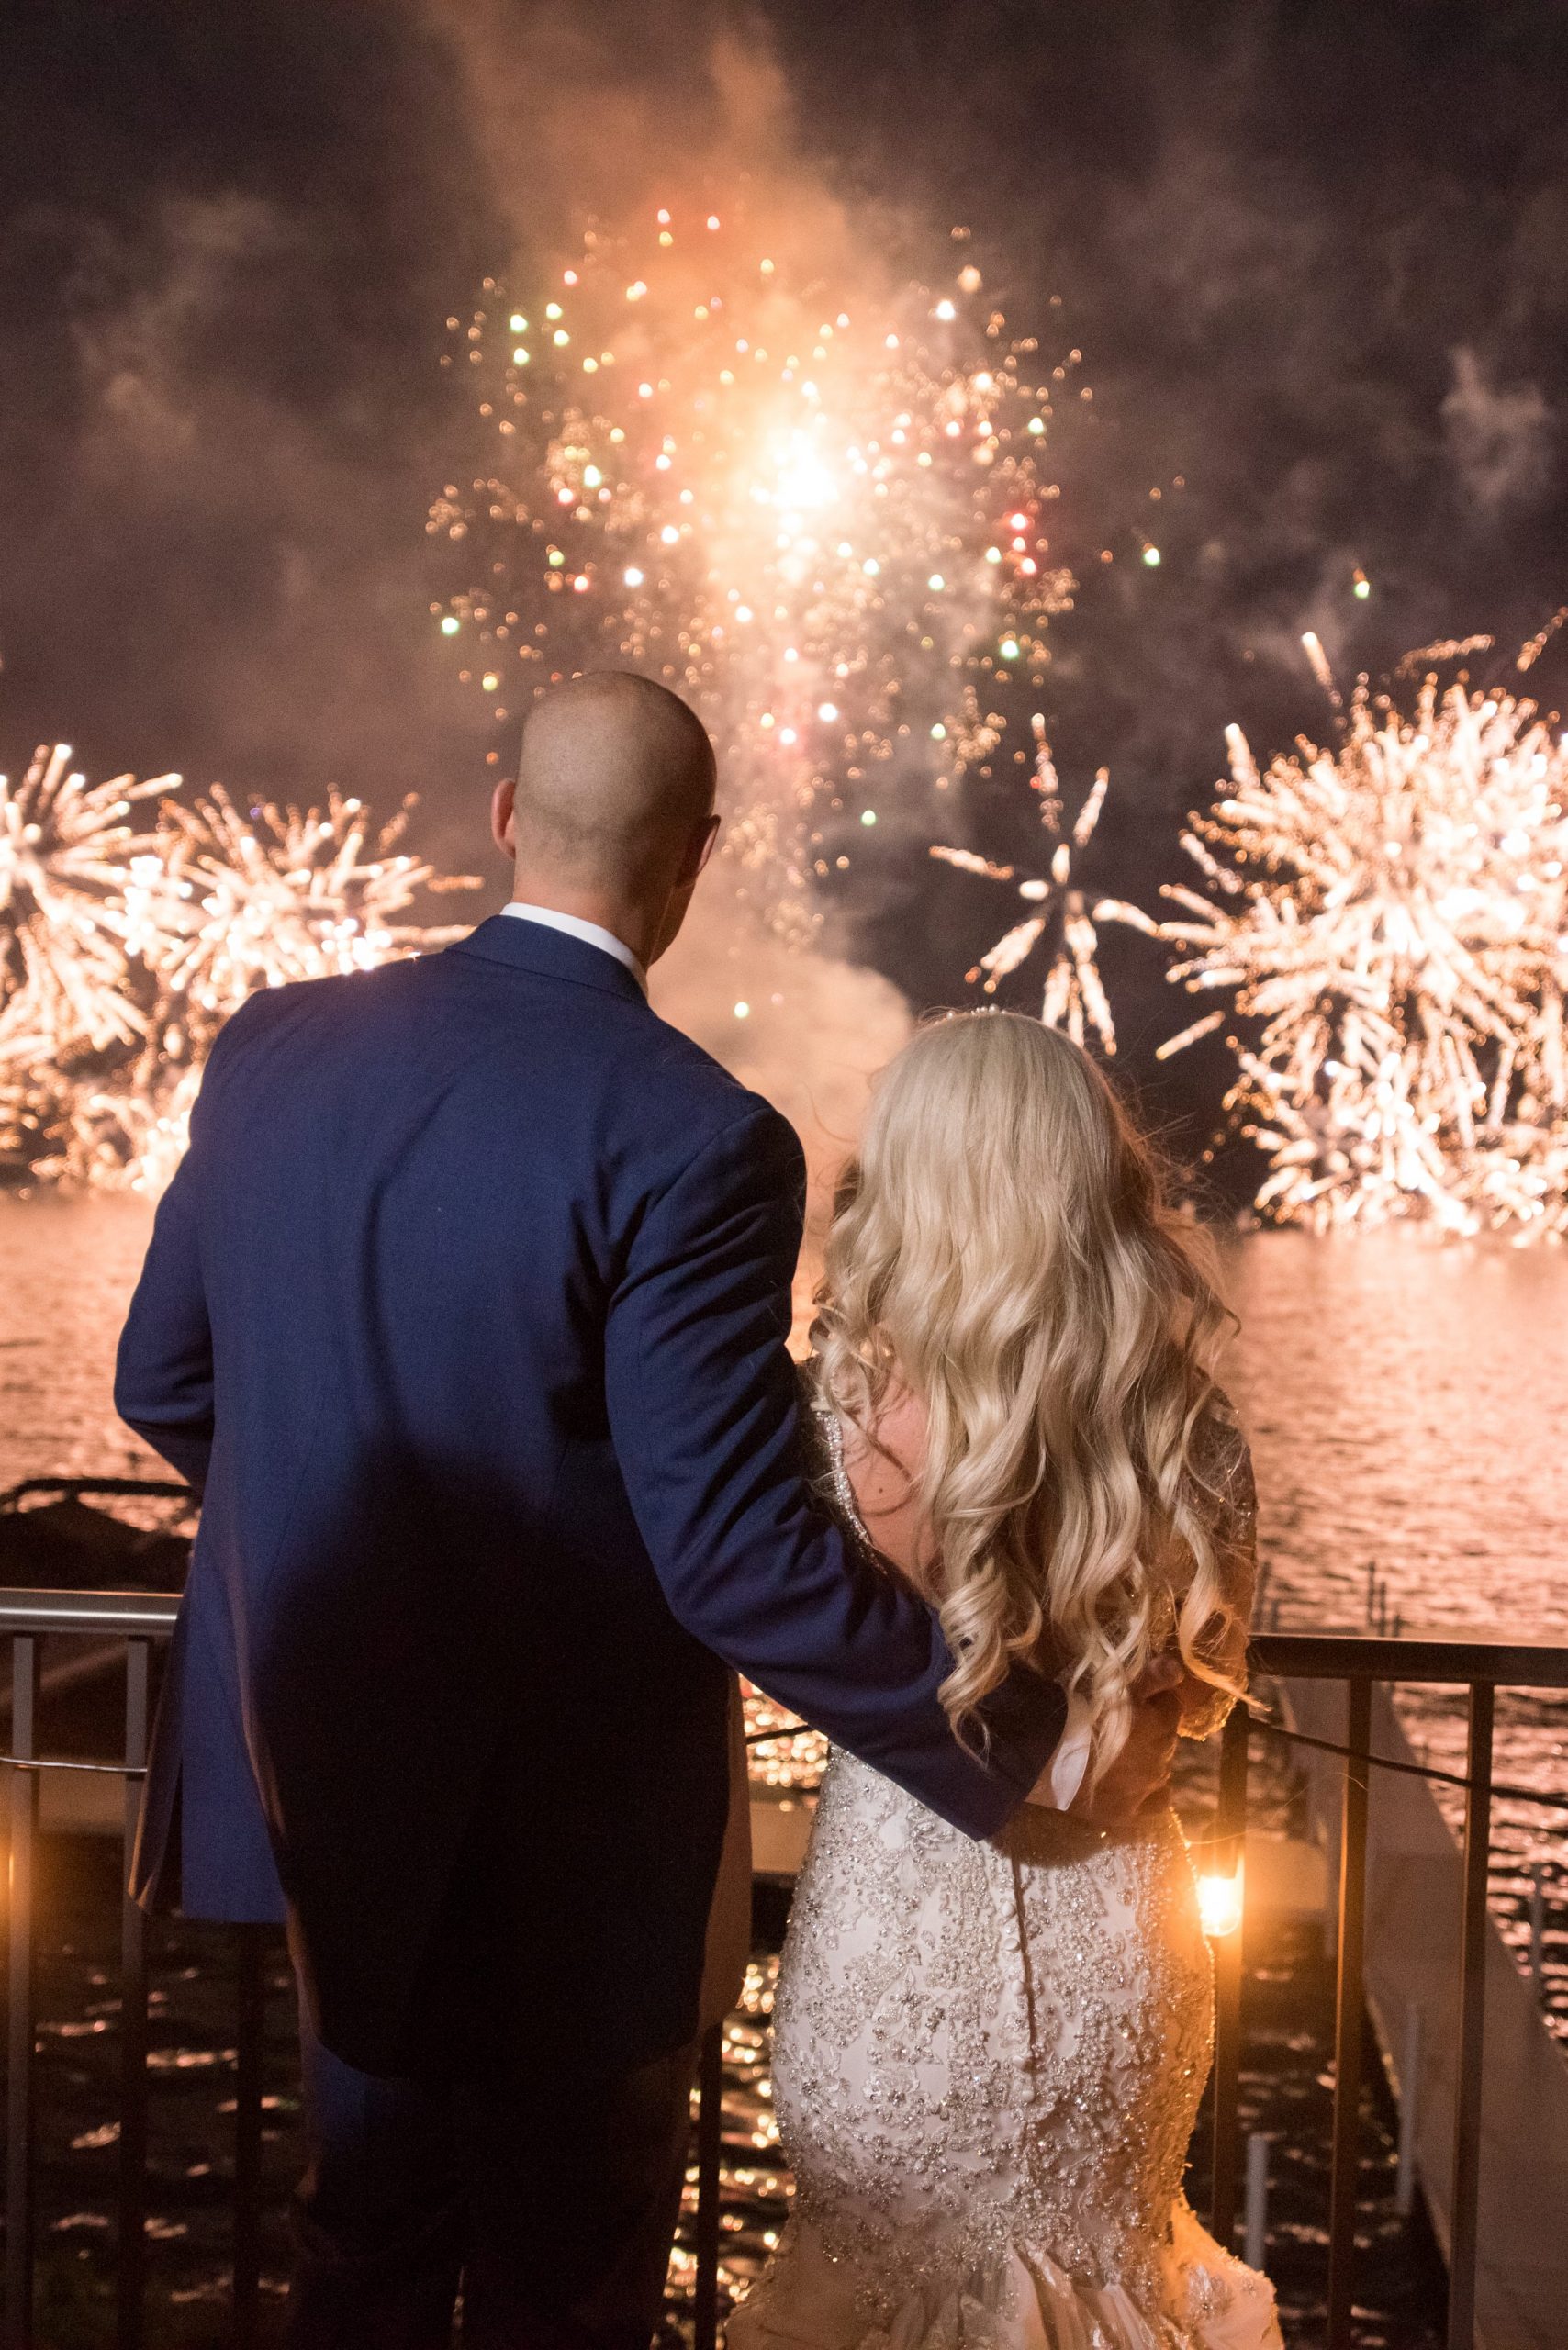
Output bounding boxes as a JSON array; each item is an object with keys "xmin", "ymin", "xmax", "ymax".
[
  {"xmin": 1253, "ymin": 1626, "xmax": 1568, "ymax": 1688},
  {"xmin": 0, "ymin": 1586, "xmax": 182, "ymax": 1638}
]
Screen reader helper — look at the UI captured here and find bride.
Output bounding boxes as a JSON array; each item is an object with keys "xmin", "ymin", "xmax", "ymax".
[{"xmin": 731, "ymin": 1012, "xmax": 1282, "ymax": 2350}]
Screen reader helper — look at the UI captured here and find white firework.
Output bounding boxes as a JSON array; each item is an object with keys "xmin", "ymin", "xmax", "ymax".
[
  {"xmin": 31, "ymin": 1065, "xmax": 206, "ymax": 1197},
  {"xmin": 1124, "ymin": 636, "xmax": 1568, "ymax": 1237},
  {"xmin": 932, "ymin": 712, "xmax": 1120, "ymax": 1052},
  {"xmin": 0, "ymin": 757, "xmax": 480, "ymax": 1192},
  {"xmin": 0, "ymin": 744, "xmax": 177, "ymax": 1072},
  {"xmin": 151, "ymin": 785, "xmax": 480, "ymax": 1056}
]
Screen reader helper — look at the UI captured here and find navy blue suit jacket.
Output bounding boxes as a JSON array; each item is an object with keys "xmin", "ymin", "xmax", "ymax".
[{"xmin": 116, "ymin": 914, "xmax": 1064, "ymax": 2076}]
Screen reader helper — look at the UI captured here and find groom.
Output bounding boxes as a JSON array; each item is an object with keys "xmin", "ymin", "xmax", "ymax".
[{"xmin": 116, "ymin": 672, "xmax": 1170, "ymax": 2348}]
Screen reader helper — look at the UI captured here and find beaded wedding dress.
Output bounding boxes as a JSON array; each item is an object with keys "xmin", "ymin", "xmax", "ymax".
[{"xmin": 729, "ymin": 1405, "xmax": 1282, "ymax": 2350}]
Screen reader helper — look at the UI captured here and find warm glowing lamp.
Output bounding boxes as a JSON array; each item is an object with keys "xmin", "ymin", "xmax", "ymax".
[{"xmin": 1197, "ymin": 1864, "xmax": 1244, "ymax": 1940}]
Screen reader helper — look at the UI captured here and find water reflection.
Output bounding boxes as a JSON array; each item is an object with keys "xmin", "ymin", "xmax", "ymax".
[
  {"xmin": 1220, "ymin": 1229, "xmax": 1568, "ymax": 1642},
  {"xmin": 7, "ymin": 1203, "xmax": 1562, "ymax": 1632}
]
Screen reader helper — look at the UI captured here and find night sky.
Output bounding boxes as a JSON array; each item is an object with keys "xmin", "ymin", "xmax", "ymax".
[{"xmin": 3, "ymin": 0, "xmax": 1565, "ymax": 1171}]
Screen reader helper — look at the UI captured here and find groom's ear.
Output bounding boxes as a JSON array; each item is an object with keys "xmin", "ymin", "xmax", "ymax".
[
  {"xmin": 689, "ymin": 811, "xmax": 722, "ymax": 881},
  {"xmin": 491, "ymin": 777, "xmax": 518, "ymax": 859}
]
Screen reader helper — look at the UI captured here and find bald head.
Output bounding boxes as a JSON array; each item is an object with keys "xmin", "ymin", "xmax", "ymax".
[
  {"xmin": 513, "ymin": 671, "xmax": 715, "ymax": 883},
  {"xmin": 491, "ymin": 671, "xmax": 721, "ymax": 968}
]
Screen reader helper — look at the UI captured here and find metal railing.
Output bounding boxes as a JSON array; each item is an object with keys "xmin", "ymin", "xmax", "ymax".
[
  {"xmin": 6, "ymin": 1594, "xmax": 1566, "ymax": 2349},
  {"xmin": 0, "ymin": 1583, "xmax": 733, "ymax": 2350},
  {"xmin": 1212, "ymin": 1628, "xmax": 1568, "ymax": 2350},
  {"xmin": 5, "ymin": 1587, "xmax": 187, "ymax": 2350}
]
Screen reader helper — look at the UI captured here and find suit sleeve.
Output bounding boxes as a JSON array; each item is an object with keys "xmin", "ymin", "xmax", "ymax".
[
  {"xmin": 112, "ymin": 1007, "xmax": 258, "ymax": 1490},
  {"xmin": 604, "ymin": 1100, "xmax": 1065, "ymax": 1839},
  {"xmin": 115, "ymin": 1147, "xmax": 213, "ymax": 1490}
]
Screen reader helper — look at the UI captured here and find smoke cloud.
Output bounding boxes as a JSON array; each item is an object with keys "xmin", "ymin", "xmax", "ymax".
[
  {"xmin": 1442, "ymin": 347, "xmax": 1553, "ymax": 516},
  {"xmin": 652, "ymin": 895, "xmax": 912, "ymax": 1317}
]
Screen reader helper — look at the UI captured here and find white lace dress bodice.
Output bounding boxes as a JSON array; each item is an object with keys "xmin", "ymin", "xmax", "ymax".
[{"xmin": 728, "ymin": 1411, "xmax": 1282, "ymax": 2350}]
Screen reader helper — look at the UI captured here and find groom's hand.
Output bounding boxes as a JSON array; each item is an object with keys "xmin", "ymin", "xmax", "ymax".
[{"xmin": 1067, "ymin": 1652, "xmax": 1182, "ymax": 1830}]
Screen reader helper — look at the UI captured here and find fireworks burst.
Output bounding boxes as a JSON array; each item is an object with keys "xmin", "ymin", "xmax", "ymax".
[
  {"xmin": 27, "ymin": 1064, "xmax": 206, "ymax": 1195},
  {"xmin": 931, "ymin": 712, "xmax": 1120, "ymax": 1051},
  {"xmin": 1125, "ymin": 638, "xmax": 1568, "ymax": 1237},
  {"xmin": 430, "ymin": 209, "xmax": 1075, "ymax": 941},
  {"xmin": 152, "ymin": 785, "xmax": 478, "ymax": 1064},
  {"xmin": 0, "ymin": 752, "xmax": 476, "ymax": 1192},
  {"xmin": 0, "ymin": 744, "xmax": 177, "ymax": 1074}
]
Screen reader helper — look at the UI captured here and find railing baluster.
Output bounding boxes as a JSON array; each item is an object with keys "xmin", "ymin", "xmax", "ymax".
[
  {"xmin": 1327, "ymin": 1676, "xmax": 1372, "ymax": 2350},
  {"xmin": 233, "ymin": 1924, "xmax": 267, "ymax": 2348},
  {"xmin": 692, "ymin": 2021, "xmax": 724, "ymax": 2350},
  {"xmin": 1447, "ymin": 1681, "xmax": 1494, "ymax": 2350},
  {"xmin": 1210, "ymin": 1701, "xmax": 1250, "ymax": 2244},
  {"xmin": 5, "ymin": 1634, "xmax": 40, "ymax": 2350},
  {"xmin": 117, "ymin": 1641, "xmax": 151, "ymax": 2350}
]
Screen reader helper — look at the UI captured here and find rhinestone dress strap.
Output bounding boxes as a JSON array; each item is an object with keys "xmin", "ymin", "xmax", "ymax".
[{"xmin": 812, "ymin": 1403, "xmax": 878, "ymax": 1560}]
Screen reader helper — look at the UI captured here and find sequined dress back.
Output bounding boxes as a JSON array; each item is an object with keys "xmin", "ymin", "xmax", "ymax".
[{"xmin": 728, "ymin": 1410, "xmax": 1282, "ymax": 2350}]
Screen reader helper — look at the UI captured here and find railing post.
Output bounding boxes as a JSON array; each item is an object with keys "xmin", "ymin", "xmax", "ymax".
[
  {"xmin": 1243, "ymin": 2131, "xmax": 1270, "ymax": 2274},
  {"xmin": 5, "ymin": 1635, "xmax": 40, "ymax": 2350},
  {"xmin": 1327, "ymin": 1676, "xmax": 1372, "ymax": 2350},
  {"xmin": 1209, "ymin": 1699, "xmax": 1249, "ymax": 2244},
  {"xmin": 1395, "ymin": 2003, "xmax": 1422, "ymax": 2219},
  {"xmin": 692, "ymin": 2021, "xmax": 724, "ymax": 2350},
  {"xmin": 118, "ymin": 1641, "xmax": 151, "ymax": 2350},
  {"xmin": 233, "ymin": 1926, "xmax": 268, "ymax": 2348},
  {"xmin": 1447, "ymin": 1681, "xmax": 1493, "ymax": 2350}
]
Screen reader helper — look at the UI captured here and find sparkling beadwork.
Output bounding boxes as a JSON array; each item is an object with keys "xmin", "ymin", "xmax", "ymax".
[{"xmin": 732, "ymin": 1399, "xmax": 1280, "ymax": 2350}]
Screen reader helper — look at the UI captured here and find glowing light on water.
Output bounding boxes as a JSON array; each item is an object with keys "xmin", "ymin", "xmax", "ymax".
[
  {"xmin": 430, "ymin": 207, "xmax": 1076, "ymax": 940},
  {"xmin": 1197, "ymin": 1866, "xmax": 1245, "ymax": 1939}
]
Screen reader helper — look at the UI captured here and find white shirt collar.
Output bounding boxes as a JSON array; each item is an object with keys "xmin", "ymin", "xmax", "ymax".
[{"xmin": 500, "ymin": 901, "xmax": 647, "ymax": 994}]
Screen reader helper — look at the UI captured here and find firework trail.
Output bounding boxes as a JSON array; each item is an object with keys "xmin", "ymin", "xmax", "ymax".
[
  {"xmin": 1117, "ymin": 640, "xmax": 1568, "ymax": 1237},
  {"xmin": 429, "ymin": 208, "xmax": 1076, "ymax": 942},
  {"xmin": 931, "ymin": 712, "xmax": 1120, "ymax": 1052}
]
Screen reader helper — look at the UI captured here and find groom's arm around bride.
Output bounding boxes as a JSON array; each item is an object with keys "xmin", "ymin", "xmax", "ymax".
[{"xmin": 116, "ymin": 671, "xmax": 1071, "ymax": 2350}]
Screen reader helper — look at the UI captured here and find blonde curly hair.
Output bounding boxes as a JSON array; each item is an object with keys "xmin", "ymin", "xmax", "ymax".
[{"xmin": 809, "ymin": 1010, "xmax": 1249, "ymax": 1780}]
